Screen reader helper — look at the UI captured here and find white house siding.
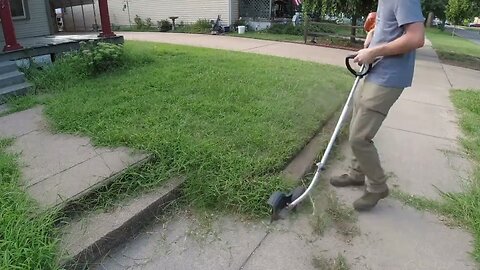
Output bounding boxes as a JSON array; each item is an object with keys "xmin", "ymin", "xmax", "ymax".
[
  {"xmin": 63, "ymin": 0, "xmax": 239, "ymax": 31},
  {"xmin": 0, "ymin": 0, "xmax": 52, "ymax": 42},
  {"xmin": 110, "ymin": 0, "xmax": 231, "ymax": 25}
]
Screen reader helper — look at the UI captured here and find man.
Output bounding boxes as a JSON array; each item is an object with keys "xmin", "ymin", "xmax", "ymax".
[{"xmin": 330, "ymin": 0, "xmax": 425, "ymax": 211}]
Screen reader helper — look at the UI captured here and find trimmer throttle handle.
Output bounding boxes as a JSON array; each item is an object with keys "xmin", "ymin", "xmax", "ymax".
[{"xmin": 345, "ymin": 55, "xmax": 373, "ymax": 78}]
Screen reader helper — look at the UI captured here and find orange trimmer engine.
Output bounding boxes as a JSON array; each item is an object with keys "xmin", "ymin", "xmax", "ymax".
[{"xmin": 364, "ymin": 12, "xmax": 377, "ymax": 32}]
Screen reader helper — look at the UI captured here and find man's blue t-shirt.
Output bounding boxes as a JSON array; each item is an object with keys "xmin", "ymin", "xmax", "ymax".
[{"xmin": 365, "ymin": 0, "xmax": 425, "ymax": 89}]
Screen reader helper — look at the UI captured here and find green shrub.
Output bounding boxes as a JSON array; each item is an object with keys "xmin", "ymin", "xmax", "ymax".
[
  {"xmin": 78, "ymin": 41, "xmax": 125, "ymax": 74},
  {"xmin": 192, "ymin": 19, "xmax": 212, "ymax": 33},
  {"xmin": 145, "ymin": 18, "xmax": 153, "ymax": 29},
  {"xmin": 266, "ymin": 23, "xmax": 303, "ymax": 35},
  {"xmin": 158, "ymin": 19, "xmax": 172, "ymax": 32},
  {"xmin": 264, "ymin": 22, "xmax": 338, "ymax": 36},
  {"xmin": 134, "ymin": 15, "xmax": 144, "ymax": 29},
  {"xmin": 24, "ymin": 41, "xmax": 125, "ymax": 93},
  {"xmin": 171, "ymin": 19, "xmax": 212, "ymax": 34},
  {"xmin": 134, "ymin": 15, "xmax": 153, "ymax": 30}
]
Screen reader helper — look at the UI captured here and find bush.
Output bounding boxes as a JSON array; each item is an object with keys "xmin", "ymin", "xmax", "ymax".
[
  {"xmin": 145, "ymin": 18, "xmax": 153, "ymax": 29},
  {"xmin": 77, "ymin": 41, "xmax": 125, "ymax": 74},
  {"xmin": 158, "ymin": 19, "xmax": 172, "ymax": 32},
  {"xmin": 23, "ymin": 41, "xmax": 126, "ymax": 93},
  {"xmin": 263, "ymin": 22, "xmax": 339, "ymax": 36},
  {"xmin": 266, "ymin": 23, "xmax": 303, "ymax": 35},
  {"xmin": 134, "ymin": 15, "xmax": 153, "ymax": 30},
  {"xmin": 192, "ymin": 19, "xmax": 212, "ymax": 33}
]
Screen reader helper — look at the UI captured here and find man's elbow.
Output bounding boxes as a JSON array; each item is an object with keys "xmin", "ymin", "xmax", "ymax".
[
  {"xmin": 416, "ymin": 35, "xmax": 425, "ymax": 48},
  {"xmin": 406, "ymin": 22, "xmax": 425, "ymax": 48}
]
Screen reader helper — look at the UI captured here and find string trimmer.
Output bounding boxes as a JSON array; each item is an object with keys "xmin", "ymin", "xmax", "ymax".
[{"xmin": 267, "ymin": 56, "xmax": 376, "ymax": 221}]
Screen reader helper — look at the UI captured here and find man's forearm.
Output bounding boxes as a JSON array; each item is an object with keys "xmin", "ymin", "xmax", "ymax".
[{"xmin": 371, "ymin": 25, "xmax": 424, "ymax": 58}]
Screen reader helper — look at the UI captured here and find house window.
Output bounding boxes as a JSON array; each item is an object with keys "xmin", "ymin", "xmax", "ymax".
[{"xmin": 11, "ymin": 0, "xmax": 27, "ymax": 19}]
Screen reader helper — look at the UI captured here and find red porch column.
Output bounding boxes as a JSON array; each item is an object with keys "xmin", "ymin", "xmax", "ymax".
[
  {"xmin": 0, "ymin": 0, "xmax": 22, "ymax": 51},
  {"xmin": 98, "ymin": 0, "xmax": 116, "ymax": 37}
]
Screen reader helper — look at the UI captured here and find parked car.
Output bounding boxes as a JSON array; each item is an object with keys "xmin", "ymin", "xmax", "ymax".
[
  {"xmin": 469, "ymin": 23, "xmax": 480, "ymax": 27},
  {"xmin": 432, "ymin": 18, "xmax": 442, "ymax": 26}
]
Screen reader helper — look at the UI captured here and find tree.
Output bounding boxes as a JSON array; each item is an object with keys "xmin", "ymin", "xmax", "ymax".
[
  {"xmin": 303, "ymin": 0, "xmax": 377, "ymax": 41},
  {"xmin": 446, "ymin": 0, "xmax": 473, "ymax": 36},
  {"xmin": 334, "ymin": 0, "xmax": 377, "ymax": 41},
  {"xmin": 421, "ymin": 0, "xmax": 448, "ymax": 25},
  {"xmin": 447, "ymin": 0, "xmax": 471, "ymax": 25}
]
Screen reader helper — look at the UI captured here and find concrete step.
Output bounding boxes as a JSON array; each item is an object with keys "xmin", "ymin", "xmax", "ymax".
[
  {"xmin": 0, "ymin": 61, "xmax": 19, "ymax": 74},
  {"xmin": 59, "ymin": 176, "xmax": 185, "ymax": 269},
  {"xmin": 0, "ymin": 70, "xmax": 26, "ymax": 88},
  {"xmin": 0, "ymin": 82, "xmax": 32, "ymax": 103}
]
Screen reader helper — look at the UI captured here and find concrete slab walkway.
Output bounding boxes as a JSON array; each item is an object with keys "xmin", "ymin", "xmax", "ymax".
[
  {"xmin": 87, "ymin": 33, "xmax": 480, "ymax": 269},
  {"xmin": 443, "ymin": 64, "xmax": 480, "ymax": 90},
  {"xmin": 0, "ymin": 106, "xmax": 148, "ymax": 209}
]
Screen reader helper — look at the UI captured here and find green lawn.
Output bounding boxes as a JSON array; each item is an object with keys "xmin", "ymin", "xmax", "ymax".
[
  {"xmin": 426, "ymin": 28, "xmax": 480, "ymax": 70},
  {"xmin": 450, "ymin": 90, "xmax": 480, "ymax": 261},
  {"xmin": 18, "ymin": 41, "xmax": 353, "ymax": 217},
  {"xmin": 0, "ymin": 139, "xmax": 59, "ymax": 269}
]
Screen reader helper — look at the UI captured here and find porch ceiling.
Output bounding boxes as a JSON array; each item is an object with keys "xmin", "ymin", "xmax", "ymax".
[{"xmin": 50, "ymin": 0, "xmax": 94, "ymax": 9}]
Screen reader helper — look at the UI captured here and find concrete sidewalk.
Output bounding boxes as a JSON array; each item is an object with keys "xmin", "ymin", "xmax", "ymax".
[
  {"xmin": 0, "ymin": 106, "xmax": 148, "ymax": 209},
  {"xmin": 88, "ymin": 33, "xmax": 480, "ymax": 269}
]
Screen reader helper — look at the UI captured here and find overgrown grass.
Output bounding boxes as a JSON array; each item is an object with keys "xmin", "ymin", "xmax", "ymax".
[
  {"xmin": 449, "ymin": 90, "xmax": 480, "ymax": 261},
  {"xmin": 426, "ymin": 28, "xmax": 480, "ymax": 70},
  {"xmin": 0, "ymin": 139, "xmax": 59, "ymax": 269},
  {"xmin": 15, "ymin": 41, "xmax": 353, "ymax": 217},
  {"xmin": 392, "ymin": 89, "xmax": 480, "ymax": 262},
  {"xmin": 312, "ymin": 253, "xmax": 350, "ymax": 270}
]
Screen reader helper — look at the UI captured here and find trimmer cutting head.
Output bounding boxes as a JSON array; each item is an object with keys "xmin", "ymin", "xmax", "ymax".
[{"xmin": 267, "ymin": 186, "xmax": 306, "ymax": 222}]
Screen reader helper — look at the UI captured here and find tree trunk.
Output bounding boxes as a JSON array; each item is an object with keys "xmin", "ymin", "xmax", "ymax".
[
  {"xmin": 426, "ymin": 12, "xmax": 434, "ymax": 27},
  {"xmin": 350, "ymin": 15, "xmax": 357, "ymax": 43}
]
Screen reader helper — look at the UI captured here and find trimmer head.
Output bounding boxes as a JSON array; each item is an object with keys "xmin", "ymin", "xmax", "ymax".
[{"xmin": 267, "ymin": 186, "xmax": 306, "ymax": 222}]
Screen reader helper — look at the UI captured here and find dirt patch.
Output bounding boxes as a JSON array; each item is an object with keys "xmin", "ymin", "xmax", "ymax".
[{"xmin": 437, "ymin": 51, "xmax": 480, "ymax": 71}]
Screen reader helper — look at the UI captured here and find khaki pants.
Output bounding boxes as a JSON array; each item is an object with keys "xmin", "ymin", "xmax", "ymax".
[{"xmin": 348, "ymin": 80, "xmax": 403, "ymax": 193}]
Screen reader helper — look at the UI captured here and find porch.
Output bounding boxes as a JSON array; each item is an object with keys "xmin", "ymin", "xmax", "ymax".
[
  {"xmin": 0, "ymin": 34, "xmax": 123, "ymax": 62},
  {"xmin": 0, "ymin": 0, "xmax": 117, "ymax": 53}
]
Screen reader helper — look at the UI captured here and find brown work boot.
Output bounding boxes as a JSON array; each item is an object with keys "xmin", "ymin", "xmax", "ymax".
[
  {"xmin": 330, "ymin": 173, "xmax": 365, "ymax": 187},
  {"xmin": 353, "ymin": 189, "xmax": 389, "ymax": 211}
]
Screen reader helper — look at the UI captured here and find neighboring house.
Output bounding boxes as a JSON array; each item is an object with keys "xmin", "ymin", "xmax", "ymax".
[
  {"xmin": 62, "ymin": 0, "xmax": 240, "ymax": 31},
  {"xmin": 62, "ymin": 0, "xmax": 300, "ymax": 31}
]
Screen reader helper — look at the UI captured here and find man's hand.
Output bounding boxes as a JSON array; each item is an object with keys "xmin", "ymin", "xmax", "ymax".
[{"xmin": 353, "ymin": 47, "xmax": 378, "ymax": 65}]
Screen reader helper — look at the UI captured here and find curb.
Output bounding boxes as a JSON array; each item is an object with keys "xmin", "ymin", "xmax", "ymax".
[{"xmin": 59, "ymin": 176, "xmax": 185, "ymax": 269}]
